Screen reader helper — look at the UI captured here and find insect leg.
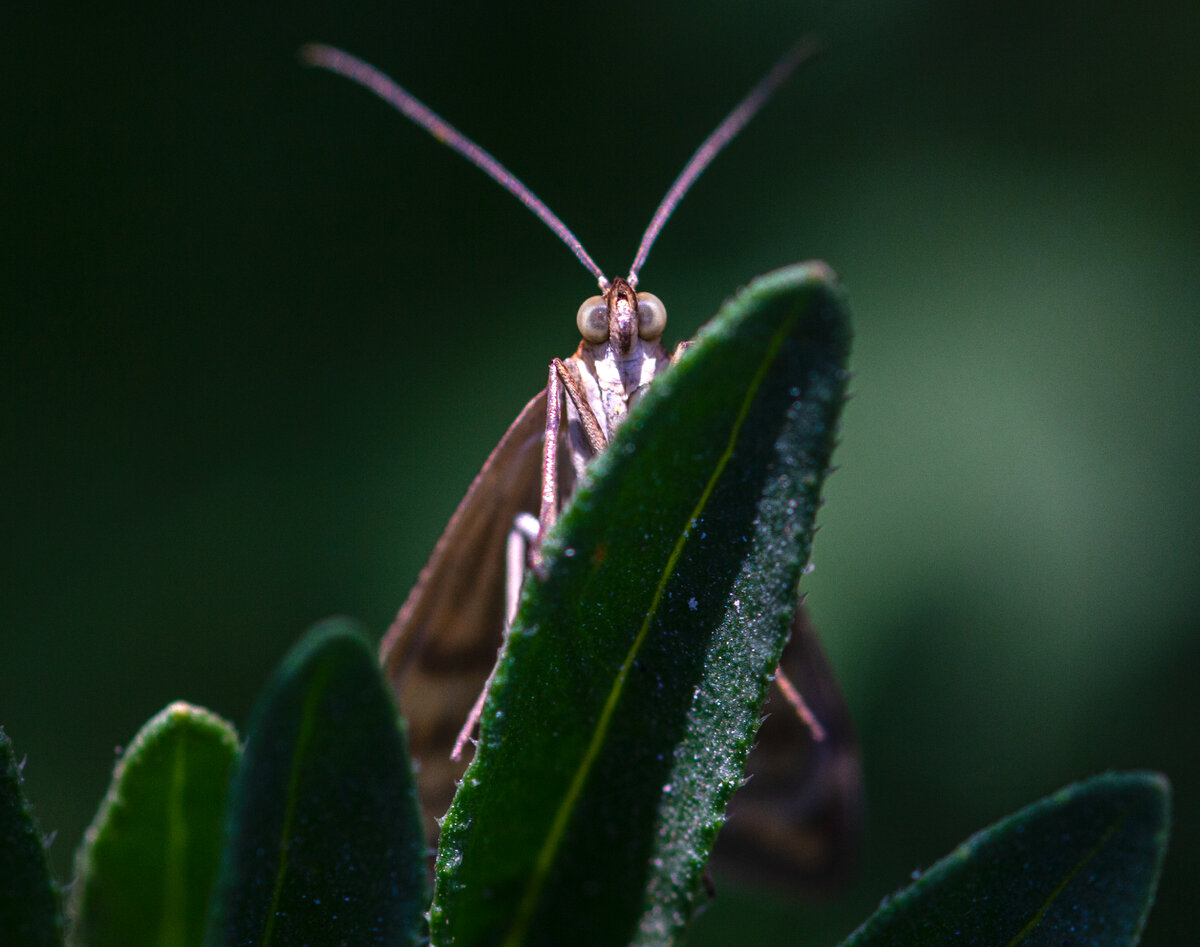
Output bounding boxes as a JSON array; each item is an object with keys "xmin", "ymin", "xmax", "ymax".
[
  {"xmin": 554, "ymin": 358, "xmax": 606, "ymax": 456},
  {"xmin": 451, "ymin": 686, "xmax": 489, "ymax": 760},
  {"xmin": 537, "ymin": 361, "xmax": 564, "ymax": 548},
  {"xmin": 506, "ymin": 513, "xmax": 540, "ymax": 626},
  {"xmin": 450, "ymin": 511, "xmax": 540, "ymax": 761},
  {"xmin": 773, "ymin": 665, "xmax": 827, "ymax": 742},
  {"xmin": 534, "ymin": 358, "xmax": 605, "ymax": 571}
]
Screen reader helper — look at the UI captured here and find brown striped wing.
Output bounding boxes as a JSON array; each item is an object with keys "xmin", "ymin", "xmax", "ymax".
[
  {"xmin": 383, "ymin": 391, "xmax": 860, "ymax": 892},
  {"xmin": 712, "ymin": 604, "xmax": 863, "ymax": 894},
  {"xmin": 379, "ymin": 389, "xmax": 566, "ymax": 844}
]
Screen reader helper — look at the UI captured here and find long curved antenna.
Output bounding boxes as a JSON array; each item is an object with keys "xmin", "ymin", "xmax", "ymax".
[
  {"xmin": 627, "ymin": 37, "xmax": 820, "ymax": 285},
  {"xmin": 300, "ymin": 43, "xmax": 610, "ymax": 288}
]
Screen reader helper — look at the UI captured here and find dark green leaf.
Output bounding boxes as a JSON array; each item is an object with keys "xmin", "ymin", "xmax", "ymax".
[
  {"xmin": 841, "ymin": 771, "xmax": 1171, "ymax": 947},
  {"xmin": 433, "ymin": 263, "xmax": 851, "ymax": 946},
  {"xmin": 67, "ymin": 703, "xmax": 239, "ymax": 947},
  {"xmin": 206, "ymin": 619, "xmax": 425, "ymax": 947},
  {"xmin": 0, "ymin": 728, "xmax": 63, "ymax": 947}
]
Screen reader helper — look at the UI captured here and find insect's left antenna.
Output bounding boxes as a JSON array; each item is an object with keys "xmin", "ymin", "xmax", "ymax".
[
  {"xmin": 627, "ymin": 37, "xmax": 820, "ymax": 286},
  {"xmin": 300, "ymin": 43, "xmax": 609, "ymax": 289}
]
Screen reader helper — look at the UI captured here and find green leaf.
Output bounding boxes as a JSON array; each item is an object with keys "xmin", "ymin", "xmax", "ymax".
[
  {"xmin": 841, "ymin": 772, "xmax": 1171, "ymax": 947},
  {"xmin": 0, "ymin": 728, "xmax": 63, "ymax": 947},
  {"xmin": 433, "ymin": 262, "xmax": 851, "ymax": 947},
  {"xmin": 67, "ymin": 703, "xmax": 239, "ymax": 947},
  {"xmin": 206, "ymin": 619, "xmax": 425, "ymax": 947}
]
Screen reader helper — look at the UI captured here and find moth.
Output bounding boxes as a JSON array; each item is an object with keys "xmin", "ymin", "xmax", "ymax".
[{"xmin": 303, "ymin": 40, "xmax": 861, "ymax": 893}]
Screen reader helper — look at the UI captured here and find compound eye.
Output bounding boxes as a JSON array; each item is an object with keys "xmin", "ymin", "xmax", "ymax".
[
  {"xmin": 636, "ymin": 292, "xmax": 667, "ymax": 340},
  {"xmin": 576, "ymin": 295, "xmax": 609, "ymax": 343}
]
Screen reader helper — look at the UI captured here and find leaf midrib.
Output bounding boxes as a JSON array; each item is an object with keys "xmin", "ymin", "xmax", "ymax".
[
  {"xmin": 499, "ymin": 307, "xmax": 801, "ymax": 947},
  {"xmin": 259, "ymin": 663, "xmax": 331, "ymax": 947}
]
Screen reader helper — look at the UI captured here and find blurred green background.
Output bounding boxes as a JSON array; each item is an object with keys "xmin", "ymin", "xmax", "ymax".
[{"xmin": 5, "ymin": 0, "xmax": 1197, "ymax": 942}]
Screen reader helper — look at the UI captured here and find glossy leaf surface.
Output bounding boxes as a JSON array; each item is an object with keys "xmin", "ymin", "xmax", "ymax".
[
  {"xmin": 433, "ymin": 262, "xmax": 851, "ymax": 946},
  {"xmin": 841, "ymin": 772, "xmax": 1171, "ymax": 947},
  {"xmin": 206, "ymin": 619, "xmax": 425, "ymax": 947},
  {"xmin": 68, "ymin": 703, "xmax": 238, "ymax": 947}
]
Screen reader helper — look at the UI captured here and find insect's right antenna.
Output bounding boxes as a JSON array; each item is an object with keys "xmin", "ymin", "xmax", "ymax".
[
  {"xmin": 300, "ymin": 44, "xmax": 610, "ymax": 290},
  {"xmin": 627, "ymin": 37, "xmax": 821, "ymax": 286}
]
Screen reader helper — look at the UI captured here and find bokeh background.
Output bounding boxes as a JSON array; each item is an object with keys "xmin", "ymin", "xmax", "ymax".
[{"xmin": 6, "ymin": 1, "xmax": 1197, "ymax": 942}]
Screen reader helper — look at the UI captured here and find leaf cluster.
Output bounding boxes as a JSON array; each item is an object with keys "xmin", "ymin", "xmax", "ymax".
[{"xmin": 1, "ymin": 267, "xmax": 1170, "ymax": 946}]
